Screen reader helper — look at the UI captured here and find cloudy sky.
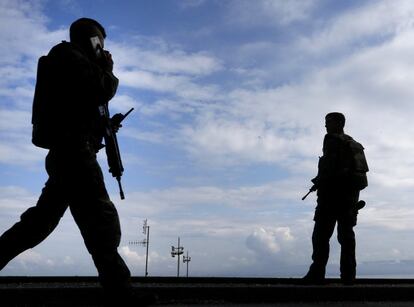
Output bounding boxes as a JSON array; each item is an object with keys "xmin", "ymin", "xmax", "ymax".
[{"xmin": 1, "ymin": 0, "xmax": 414, "ymax": 278}]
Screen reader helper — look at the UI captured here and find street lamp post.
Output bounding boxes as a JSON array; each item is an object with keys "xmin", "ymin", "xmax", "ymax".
[
  {"xmin": 183, "ymin": 251, "xmax": 191, "ymax": 277},
  {"xmin": 171, "ymin": 237, "xmax": 184, "ymax": 277}
]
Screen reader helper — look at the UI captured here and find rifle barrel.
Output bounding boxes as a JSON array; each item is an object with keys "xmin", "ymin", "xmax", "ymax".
[
  {"xmin": 301, "ymin": 190, "xmax": 312, "ymax": 201},
  {"xmin": 122, "ymin": 108, "xmax": 134, "ymax": 122},
  {"xmin": 117, "ymin": 177, "xmax": 125, "ymax": 200}
]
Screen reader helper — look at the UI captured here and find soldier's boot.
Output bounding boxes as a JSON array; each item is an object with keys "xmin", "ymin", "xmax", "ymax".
[
  {"xmin": 302, "ymin": 264, "xmax": 326, "ymax": 285},
  {"xmin": 338, "ymin": 223, "xmax": 356, "ymax": 285},
  {"xmin": 340, "ymin": 259, "xmax": 356, "ymax": 285},
  {"xmin": 0, "ymin": 254, "xmax": 12, "ymax": 271},
  {"xmin": 0, "ymin": 232, "xmax": 28, "ymax": 271}
]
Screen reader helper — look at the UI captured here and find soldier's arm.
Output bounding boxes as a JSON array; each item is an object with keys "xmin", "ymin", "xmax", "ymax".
[
  {"xmin": 312, "ymin": 135, "xmax": 342, "ymax": 188},
  {"xmin": 75, "ymin": 53, "xmax": 119, "ymax": 103},
  {"xmin": 55, "ymin": 43, "xmax": 118, "ymax": 104},
  {"xmin": 99, "ymin": 70, "xmax": 119, "ymax": 101}
]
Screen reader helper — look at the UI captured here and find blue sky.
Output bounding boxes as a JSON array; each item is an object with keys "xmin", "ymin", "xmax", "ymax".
[{"xmin": 2, "ymin": 0, "xmax": 414, "ymax": 278}]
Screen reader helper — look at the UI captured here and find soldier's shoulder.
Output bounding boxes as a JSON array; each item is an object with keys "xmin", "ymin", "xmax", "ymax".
[
  {"xmin": 324, "ymin": 133, "xmax": 357, "ymax": 152},
  {"xmin": 324, "ymin": 133, "xmax": 346, "ymax": 144},
  {"xmin": 48, "ymin": 41, "xmax": 86, "ymax": 60},
  {"xmin": 339, "ymin": 134, "xmax": 353, "ymax": 145},
  {"xmin": 48, "ymin": 41, "xmax": 71, "ymax": 55},
  {"xmin": 341, "ymin": 134, "xmax": 354, "ymax": 141},
  {"xmin": 326, "ymin": 133, "xmax": 359, "ymax": 145},
  {"xmin": 341, "ymin": 134, "xmax": 365, "ymax": 149}
]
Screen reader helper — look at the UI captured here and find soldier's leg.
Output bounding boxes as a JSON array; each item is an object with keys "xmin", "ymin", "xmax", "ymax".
[
  {"xmin": 337, "ymin": 217, "xmax": 356, "ymax": 282},
  {"xmin": 0, "ymin": 151, "xmax": 68, "ymax": 269},
  {"xmin": 70, "ymin": 200, "xmax": 131, "ymax": 291},
  {"xmin": 306, "ymin": 210, "xmax": 336, "ymax": 279},
  {"xmin": 67, "ymin": 147, "xmax": 131, "ymax": 295}
]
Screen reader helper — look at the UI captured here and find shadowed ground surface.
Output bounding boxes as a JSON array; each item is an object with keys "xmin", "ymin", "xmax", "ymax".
[{"xmin": 1, "ymin": 277, "xmax": 414, "ymax": 306}]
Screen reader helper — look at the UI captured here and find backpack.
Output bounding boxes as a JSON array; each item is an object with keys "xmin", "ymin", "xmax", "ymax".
[
  {"xmin": 31, "ymin": 55, "xmax": 61, "ymax": 149},
  {"xmin": 344, "ymin": 137, "xmax": 369, "ymax": 190},
  {"xmin": 32, "ymin": 42, "xmax": 84, "ymax": 149}
]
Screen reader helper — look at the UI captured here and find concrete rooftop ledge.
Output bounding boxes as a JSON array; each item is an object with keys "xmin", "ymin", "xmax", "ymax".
[{"xmin": 1, "ymin": 277, "xmax": 414, "ymax": 306}]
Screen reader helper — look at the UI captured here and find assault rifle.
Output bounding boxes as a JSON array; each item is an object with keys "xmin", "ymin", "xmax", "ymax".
[{"xmin": 99, "ymin": 105, "xmax": 134, "ymax": 200}]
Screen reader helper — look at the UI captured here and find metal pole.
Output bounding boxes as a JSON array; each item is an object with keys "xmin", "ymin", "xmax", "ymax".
[
  {"xmin": 177, "ymin": 237, "xmax": 181, "ymax": 277},
  {"xmin": 145, "ymin": 226, "xmax": 149, "ymax": 277},
  {"xmin": 183, "ymin": 251, "xmax": 191, "ymax": 278},
  {"xmin": 129, "ymin": 219, "xmax": 151, "ymax": 277},
  {"xmin": 186, "ymin": 251, "xmax": 189, "ymax": 277},
  {"xmin": 171, "ymin": 237, "xmax": 184, "ymax": 277}
]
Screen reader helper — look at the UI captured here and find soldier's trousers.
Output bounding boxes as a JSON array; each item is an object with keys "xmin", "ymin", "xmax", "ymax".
[
  {"xmin": 308, "ymin": 206, "xmax": 357, "ymax": 281},
  {"xmin": 0, "ymin": 145, "xmax": 131, "ymax": 292}
]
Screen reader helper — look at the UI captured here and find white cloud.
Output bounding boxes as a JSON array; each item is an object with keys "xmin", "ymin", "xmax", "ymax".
[
  {"xmin": 110, "ymin": 40, "xmax": 221, "ymax": 76},
  {"xmin": 117, "ymin": 179, "xmax": 308, "ymax": 219},
  {"xmin": 109, "ymin": 94, "xmax": 142, "ymax": 113},
  {"xmin": 177, "ymin": 0, "xmax": 207, "ymax": 10},
  {"xmin": 0, "ymin": 108, "xmax": 31, "ymax": 131},
  {"xmin": 15, "ymin": 249, "xmax": 55, "ymax": 268},
  {"xmin": 0, "ymin": 1, "xmax": 65, "ymax": 166},
  {"xmin": 107, "ymin": 36, "xmax": 222, "ymax": 101},
  {"xmin": 136, "ymin": 98, "xmax": 200, "ymax": 117},
  {"xmin": 0, "ymin": 137, "xmax": 45, "ymax": 165},
  {"xmin": 181, "ymin": 110, "xmax": 319, "ymax": 167},
  {"xmin": 122, "ymin": 128, "xmax": 167, "ymax": 144},
  {"xmin": 116, "ymin": 69, "xmax": 220, "ymax": 101},
  {"xmin": 246, "ymin": 227, "xmax": 294, "ymax": 255},
  {"xmin": 0, "ymin": 0, "xmax": 66, "ymax": 66},
  {"xmin": 120, "ymin": 246, "xmax": 163, "ymax": 265},
  {"xmin": 63, "ymin": 255, "xmax": 74, "ymax": 265},
  {"xmin": 298, "ymin": 0, "xmax": 414, "ymax": 55},
  {"xmin": 119, "ymin": 246, "xmax": 146, "ymax": 266},
  {"xmin": 171, "ymin": 2, "xmax": 414, "ymax": 196},
  {"xmin": 227, "ymin": 0, "xmax": 318, "ymax": 27},
  {"xmin": 56, "ymin": 0, "xmax": 83, "ymax": 16},
  {"xmin": 109, "ymin": 37, "xmax": 222, "ymax": 101},
  {"xmin": 106, "ymin": 36, "xmax": 223, "ymax": 76},
  {"xmin": 0, "ymin": 186, "xmax": 36, "ymax": 215},
  {"xmin": 4, "ymin": 0, "xmax": 414, "ymax": 278},
  {"xmin": 360, "ymin": 206, "xmax": 414, "ymax": 231},
  {"xmin": 119, "ymin": 245, "xmax": 169, "ymax": 276}
]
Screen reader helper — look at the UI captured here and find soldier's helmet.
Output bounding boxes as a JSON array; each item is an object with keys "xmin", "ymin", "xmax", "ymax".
[
  {"xmin": 69, "ymin": 18, "xmax": 106, "ymax": 54},
  {"xmin": 325, "ymin": 112, "xmax": 345, "ymax": 128}
]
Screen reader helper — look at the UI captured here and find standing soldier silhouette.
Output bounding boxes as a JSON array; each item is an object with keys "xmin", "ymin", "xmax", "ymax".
[
  {"xmin": 303, "ymin": 112, "xmax": 368, "ymax": 285},
  {"xmin": 0, "ymin": 18, "xmax": 138, "ymax": 304}
]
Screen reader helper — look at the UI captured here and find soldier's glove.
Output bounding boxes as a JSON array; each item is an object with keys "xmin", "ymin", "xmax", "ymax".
[
  {"xmin": 99, "ymin": 50, "xmax": 114, "ymax": 72},
  {"xmin": 110, "ymin": 113, "xmax": 123, "ymax": 133}
]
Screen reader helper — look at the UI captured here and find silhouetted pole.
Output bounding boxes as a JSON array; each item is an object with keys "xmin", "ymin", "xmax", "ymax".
[
  {"xmin": 183, "ymin": 251, "xmax": 191, "ymax": 277},
  {"xmin": 171, "ymin": 237, "xmax": 184, "ymax": 277},
  {"xmin": 143, "ymin": 219, "xmax": 150, "ymax": 277},
  {"xmin": 129, "ymin": 219, "xmax": 150, "ymax": 277}
]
